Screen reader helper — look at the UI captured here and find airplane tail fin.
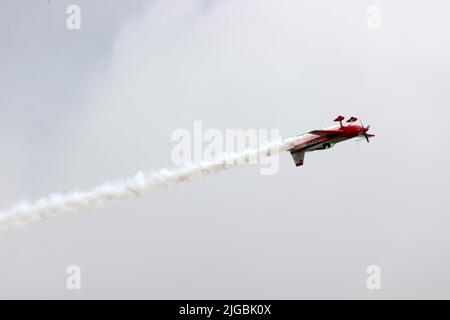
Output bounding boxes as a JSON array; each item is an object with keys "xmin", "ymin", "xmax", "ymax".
[{"xmin": 290, "ymin": 150, "xmax": 305, "ymax": 167}]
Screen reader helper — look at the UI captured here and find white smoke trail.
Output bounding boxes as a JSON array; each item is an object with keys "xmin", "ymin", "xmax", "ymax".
[{"xmin": 0, "ymin": 137, "xmax": 300, "ymax": 229}]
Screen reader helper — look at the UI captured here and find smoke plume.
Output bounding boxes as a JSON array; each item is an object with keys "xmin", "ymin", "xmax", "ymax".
[{"xmin": 0, "ymin": 137, "xmax": 299, "ymax": 229}]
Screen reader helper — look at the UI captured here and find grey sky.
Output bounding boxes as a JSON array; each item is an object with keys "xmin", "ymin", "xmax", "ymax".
[{"xmin": 0, "ymin": 0, "xmax": 449, "ymax": 298}]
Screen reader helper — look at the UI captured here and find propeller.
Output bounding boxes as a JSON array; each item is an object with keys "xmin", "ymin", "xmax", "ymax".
[{"xmin": 360, "ymin": 119, "xmax": 370, "ymax": 143}]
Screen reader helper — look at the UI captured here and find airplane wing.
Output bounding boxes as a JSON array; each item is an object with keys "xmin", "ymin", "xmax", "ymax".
[
  {"xmin": 290, "ymin": 150, "xmax": 305, "ymax": 167},
  {"xmin": 309, "ymin": 129, "xmax": 342, "ymax": 136}
]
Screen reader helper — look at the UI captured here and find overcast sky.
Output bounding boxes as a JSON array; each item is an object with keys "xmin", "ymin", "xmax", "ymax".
[{"xmin": 1, "ymin": 0, "xmax": 450, "ymax": 299}]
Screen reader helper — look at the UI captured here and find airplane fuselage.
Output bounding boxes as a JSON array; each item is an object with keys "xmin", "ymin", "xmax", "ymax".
[
  {"xmin": 294, "ymin": 124, "xmax": 363, "ymax": 152},
  {"xmin": 288, "ymin": 119, "xmax": 374, "ymax": 167}
]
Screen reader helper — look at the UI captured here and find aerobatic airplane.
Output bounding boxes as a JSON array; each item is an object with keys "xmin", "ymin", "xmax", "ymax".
[{"xmin": 288, "ymin": 116, "xmax": 374, "ymax": 167}]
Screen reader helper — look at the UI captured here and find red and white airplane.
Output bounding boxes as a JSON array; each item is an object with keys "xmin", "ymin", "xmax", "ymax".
[{"xmin": 288, "ymin": 116, "xmax": 375, "ymax": 167}]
